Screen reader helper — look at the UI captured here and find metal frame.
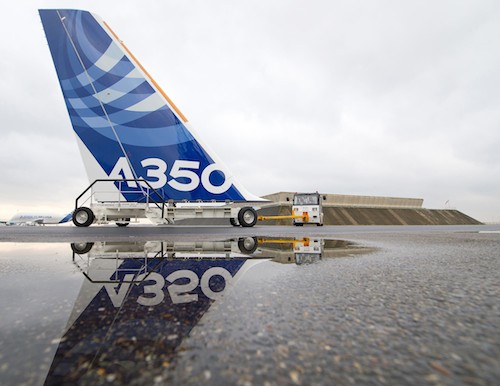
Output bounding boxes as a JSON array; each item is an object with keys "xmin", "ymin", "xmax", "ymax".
[
  {"xmin": 73, "ymin": 178, "xmax": 263, "ymax": 226},
  {"xmin": 75, "ymin": 178, "xmax": 167, "ymax": 219}
]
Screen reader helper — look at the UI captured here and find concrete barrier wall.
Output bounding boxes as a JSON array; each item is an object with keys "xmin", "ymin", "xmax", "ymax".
[
  {"xmin": 257, "ymin": 191, "xmax": 483, "ymax": 225},
  {"xmin": 257, "ymin": 205, "xmax": 482, "ymax": 226}
]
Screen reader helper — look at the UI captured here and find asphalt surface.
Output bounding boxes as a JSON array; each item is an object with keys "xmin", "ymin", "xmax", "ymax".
[
  {"xmin": 165, "ymin": 231, "xmax": 500, "ymax": 386},
  {"xmin": 0, "ymin": 225, "xmax": 498, "ymax": 385},
  {"xmin": 0, "ymin": 224, "xmax": 499, "ymax": 242}
]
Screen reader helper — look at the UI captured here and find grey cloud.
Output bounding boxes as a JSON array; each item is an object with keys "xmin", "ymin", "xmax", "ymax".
[{"xmin": 0, "ymin": 0, "xmax": 498, "ymax": 222}]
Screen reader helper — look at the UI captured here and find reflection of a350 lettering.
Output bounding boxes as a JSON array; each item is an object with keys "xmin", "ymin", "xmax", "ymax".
[
  {"xmin": 104, "ymin": 268, "xmax": 233, "ymax": 307},
  {"xmin": 109, "ymin": 157, "xmax": 232, "ymax": 193}
]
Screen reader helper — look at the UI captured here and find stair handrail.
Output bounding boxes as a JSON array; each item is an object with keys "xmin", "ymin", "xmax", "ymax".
[{"xmin": 75, "ymin": 179, "xmax": 166, "ymax": 219}]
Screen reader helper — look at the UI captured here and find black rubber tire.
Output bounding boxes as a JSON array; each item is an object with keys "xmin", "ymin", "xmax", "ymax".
[
  {"xmin": 116, "ymin": 218, "xmax": 130, "ymax": 227},
  {"xmin": 294, "ymin": 223, "xmax": 304, "ymax": 227},
  {"xmin": 71, "ymin": 242, "xmax": 94, "ymax": 254},
  {"xmin": 238, "ymin": 207, "xmax": 257, "ymax": 227},
  {"xmin": 73, "ymin": 207, "xmax": 94, "ymax": 227},
  {"xmin": 230, "ymin": 218, "xmax": 240, "ymax": 227},
  {"xmin": 238, "ymin": 237, "xmax": 258, "ymax": 254}
]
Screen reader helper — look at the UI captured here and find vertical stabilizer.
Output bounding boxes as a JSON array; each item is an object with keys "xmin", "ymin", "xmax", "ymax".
[{"xmin": 39, "ymin": 9, "xmax": 263, "ymax": 202}]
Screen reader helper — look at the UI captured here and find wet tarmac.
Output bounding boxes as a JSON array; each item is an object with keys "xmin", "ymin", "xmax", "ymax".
[{"xmin": 0, "ymin": 225, "xmax": 498, "ymax": 385}]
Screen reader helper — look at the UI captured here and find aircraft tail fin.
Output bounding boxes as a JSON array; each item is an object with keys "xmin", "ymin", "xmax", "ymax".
[
  {"xmin": 59, "ymin": 212, "xmax": 73, "ymax": 224},
  {"xmin": 39, "ymin": 9, "xmax": 263, "ymax": 202}
]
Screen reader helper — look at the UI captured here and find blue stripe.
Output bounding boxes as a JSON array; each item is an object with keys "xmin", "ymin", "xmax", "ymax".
[
  {"xmin": 40, "ymin": 9, "xmax": 248, "ymax": 201},
  {"xmin": 59, "ymin": 212, "xmax": 73, "ymax": 223}
]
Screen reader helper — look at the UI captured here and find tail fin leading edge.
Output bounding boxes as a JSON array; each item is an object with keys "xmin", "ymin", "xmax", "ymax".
[{"xmin": 39, "ymin": 9, "xmax": 262, "ymax": 202}]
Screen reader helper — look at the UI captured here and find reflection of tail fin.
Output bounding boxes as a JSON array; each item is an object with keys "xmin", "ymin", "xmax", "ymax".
[
  {"xmin": 39, "ymin": 9, "xmax": 263, "ymax": 202},
  {"xmin": 49, "ymin": 257, "xmax": 250, "ymax": 384}
]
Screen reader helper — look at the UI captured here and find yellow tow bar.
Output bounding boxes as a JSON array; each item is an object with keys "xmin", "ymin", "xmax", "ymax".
[{"xmin": 257, "ymin": 237, "xmax": 311, "ymax": 247}]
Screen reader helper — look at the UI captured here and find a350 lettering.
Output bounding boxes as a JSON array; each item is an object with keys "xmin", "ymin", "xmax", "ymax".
[
  {"xmin": 109, "ymin": 157, "xmax": 232, "ymax": 194},
  {"xmin": 104, "ymin": 267, "xmax": 233, "ymax": 307}
]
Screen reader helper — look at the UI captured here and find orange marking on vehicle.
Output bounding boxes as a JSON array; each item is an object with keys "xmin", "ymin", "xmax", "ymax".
[{"xmin": 103, "ymin": 21, "xmax": 188, "ymax": 123}]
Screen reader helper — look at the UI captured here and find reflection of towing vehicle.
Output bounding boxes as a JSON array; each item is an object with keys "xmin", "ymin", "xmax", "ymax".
[
  {"xmin": 292, "ymin": 192, "xmax": 324, "ymax": 226},
  {"xmin": 257, "ymin": 237, "xmax": 324, "ymax": 264}
]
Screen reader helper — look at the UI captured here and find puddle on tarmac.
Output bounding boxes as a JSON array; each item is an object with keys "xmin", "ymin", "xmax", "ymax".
[{"xmin": 0, "ymin": 237, "xmax": 371, "ymax": 385}]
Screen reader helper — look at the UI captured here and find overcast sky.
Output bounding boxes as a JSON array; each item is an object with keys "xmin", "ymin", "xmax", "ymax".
[{"xmin": 0, "ymin": 0, "xmax": 499, "ymax": 222}]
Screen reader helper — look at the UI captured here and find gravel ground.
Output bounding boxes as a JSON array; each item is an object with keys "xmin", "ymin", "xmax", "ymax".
[
  {"xmin": 162, "ymin": 232, "xmax": 500, "ymax": 385},
  {"xmin": 0, "ymin": 228, "xmax": 498, "ymax": 385}
]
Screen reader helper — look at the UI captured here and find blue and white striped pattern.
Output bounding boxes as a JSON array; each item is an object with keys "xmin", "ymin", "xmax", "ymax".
[
  {"xmin": 40, "ymin": 9, "xmax": 254, "ymax": 202},
  {"xmin": 41, "ymin": 9, "xmax": 192, "ymax": 148}
]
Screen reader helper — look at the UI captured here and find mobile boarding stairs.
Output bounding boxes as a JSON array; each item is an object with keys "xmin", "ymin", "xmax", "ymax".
[
  {"xmin": 73, "ymin": 179, "xmax": 261, "ymax": 228},
  {"xmin": 73, "ymin": 180, "xmax": 322, "ymax": 228}
]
